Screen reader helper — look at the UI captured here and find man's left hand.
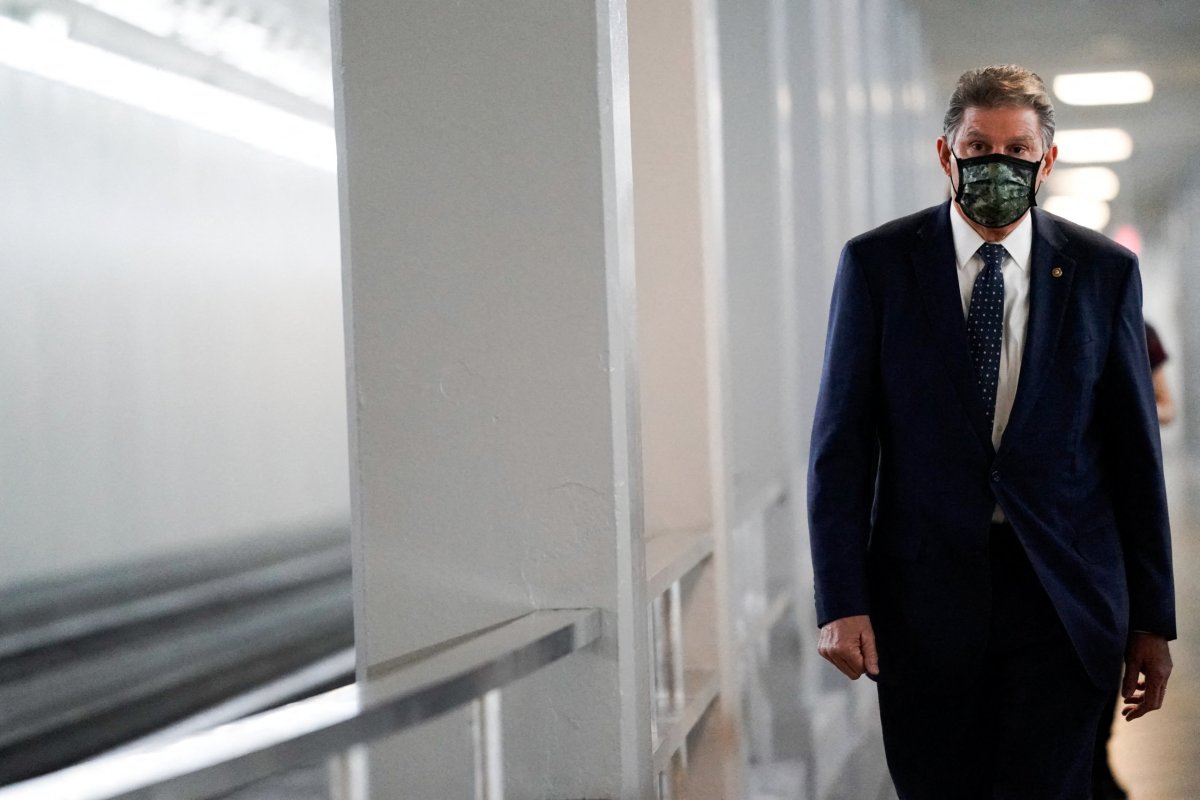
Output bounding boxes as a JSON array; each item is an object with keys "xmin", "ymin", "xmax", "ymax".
[{"xmin": 1121, "ymin": 632, "xmax": 1172, "ymax": 722}]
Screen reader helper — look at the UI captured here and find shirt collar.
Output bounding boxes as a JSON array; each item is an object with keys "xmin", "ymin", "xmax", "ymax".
[{"xmin": 948, "ymin": 203, "xmax": 1033, "ymax": 272}]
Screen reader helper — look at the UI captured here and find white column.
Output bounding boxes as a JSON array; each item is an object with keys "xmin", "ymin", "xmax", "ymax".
[
  {"xmin": 629, "ymin": 0, "xmax": 743, "ymax": 796},
  {"xmin": 330, "ymin": 2, "xmax": 651, "ymax": 797}
]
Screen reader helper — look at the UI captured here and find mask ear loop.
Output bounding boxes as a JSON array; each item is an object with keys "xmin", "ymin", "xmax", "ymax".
[
  {"xmin": 1029, "ymin": 151, "xmax": 1049, "ymax": 210},
  {"xmin": 950, "ymin": 152, "xmax": 968, "ymax": 207}
]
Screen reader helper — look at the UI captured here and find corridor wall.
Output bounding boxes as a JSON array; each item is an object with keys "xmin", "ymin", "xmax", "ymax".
[
  {"xmin": 707, "ymin": 0, "xmax": 941, "ymax": 796},
  {"xmin": 332, "ymin": 0, "xmax": 942, "ymax": 797}
]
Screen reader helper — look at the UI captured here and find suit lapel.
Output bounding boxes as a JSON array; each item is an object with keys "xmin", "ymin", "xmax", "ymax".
[
  {"xmin": 1001, "ymin": 209, "xmax": 1075, "ymax": 449},
  {"xmin": 910, "ymin": 202, "xmax": 995, "ymax": 456}
]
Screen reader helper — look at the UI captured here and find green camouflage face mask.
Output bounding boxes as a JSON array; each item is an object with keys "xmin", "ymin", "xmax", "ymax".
[{"xmin": 953, "ymin": 153, "xmax": 1041, "ymax": 228}]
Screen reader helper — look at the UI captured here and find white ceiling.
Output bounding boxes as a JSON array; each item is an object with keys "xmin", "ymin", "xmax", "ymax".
[
  {"xmin": 1, "ymin": 0, "xmax": 334, "ymax": 117},
  {"xmin": 6, "ymin": 0, "xmax": 1196, "ymax": 236}
]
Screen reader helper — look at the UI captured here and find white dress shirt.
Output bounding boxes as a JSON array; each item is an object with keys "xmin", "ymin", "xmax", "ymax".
[{"xmin": 948, "ymin": 205, "xmax": 1033, "ymax": 451}]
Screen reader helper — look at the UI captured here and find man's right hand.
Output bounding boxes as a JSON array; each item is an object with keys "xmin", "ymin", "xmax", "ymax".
[{"xmin": 818, "ymin": 614, "xmax": 880, "ymax": 680}]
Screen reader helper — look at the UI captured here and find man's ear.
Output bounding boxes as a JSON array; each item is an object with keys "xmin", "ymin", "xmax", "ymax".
[
  {"xmin": 1041, "ymin": 144, "xmax": 1058, "ymax": 179},
  {"xmin": 936, "ymin": 137, "xmax": 953, "ymax": 177}
]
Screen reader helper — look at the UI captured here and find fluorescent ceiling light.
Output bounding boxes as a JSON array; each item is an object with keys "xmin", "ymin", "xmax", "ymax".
[
  {"xmin": 1053, "ymin": 71, "xmax": 1153, "ymax": 106},
  {"xmin": 1046, "ymin": 167, "xmax": 1120, "ymax": 201},
  {"xmin": 1043, "ymin": 196, "xmax": 1111, "ymax": 231},
  {"xmin": 0, "ymin": 17, "xmax": 335, "ymax": 172},
  {"xmin": 1054, "ymin": 129, "xmax": 1133, "ymax": 164}
]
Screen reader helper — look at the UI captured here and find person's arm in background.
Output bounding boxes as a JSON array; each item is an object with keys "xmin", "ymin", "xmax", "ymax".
[
  {"xmin": 1152, "ymin": 367, "xmax": 1174, "ymax": 426},
  {"xmin": 1145, "ymin": 322, "xmax": 1174, "ymax": 426}
]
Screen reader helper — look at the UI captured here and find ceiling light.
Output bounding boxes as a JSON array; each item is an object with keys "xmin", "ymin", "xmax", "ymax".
[
  {"xmin": 0, "ymin": 17, "xmax": 335, "ymax": 172},
  {"xmin": 1053, "ymin": 71, "xmax": 1153, "ymax": 106},
  {"xmin": 1043, "ymin": 196, "xmax": 1111, "ymax": 231},
  {"xmin": 1053, "ymin": 129, "xmax": 1133, "ymax": 164},
  {"xmin": 1046, "ymin": 167, "xmax": 1120, "ymax": 201}
]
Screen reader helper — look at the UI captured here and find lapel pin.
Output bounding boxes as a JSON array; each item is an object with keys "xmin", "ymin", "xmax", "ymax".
[{"xmin": 1051, "ymin": 266, "xmax": 1064, "ymax": 278}]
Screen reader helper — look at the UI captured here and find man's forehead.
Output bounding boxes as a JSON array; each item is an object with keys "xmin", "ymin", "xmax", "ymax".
[
  {"xmin": 960, "ymin": 125, "xmax": 1039, "ymax": 142},
  {"xmin": 958, "ymin": 105, "xmax": 1041, "ymax": 136}
]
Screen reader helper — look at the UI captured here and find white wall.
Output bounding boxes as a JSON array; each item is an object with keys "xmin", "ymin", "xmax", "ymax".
[
  {"xmin": 712, "ymin": 0, "xmax": 941, "ymax": 794},
  {"xmin": 332, "ymin": 3, "xmax": 653, "ymax": 796},
  {"xmin": 0, "ymin": 66, "xmax": 349, "ymax": 587}
]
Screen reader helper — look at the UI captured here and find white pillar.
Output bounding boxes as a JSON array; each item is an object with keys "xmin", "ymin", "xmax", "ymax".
[
  {"xmin": 330, "ymin": 2, "xmax": 651, "ymax": 797},
  {"xmin": 629, "ymin": 0, "xmax": 743, "ymax": 795}
]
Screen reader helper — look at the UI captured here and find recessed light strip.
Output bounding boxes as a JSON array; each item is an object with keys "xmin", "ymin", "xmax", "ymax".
[
  {"xmin": 1053, "ymin": 129, "xmax": 1133, "ymax": 164},
  {"xmin": 1043, "ymin": 196, "xmax": 1111, "ymax": 231},
  {"xmin": 1047, "ymin": 166, "xmax": 1121, "ymax": 201},
  {"xmin": 1053, "ymin": 71, "xmax": 1154, "ymax": 106}
]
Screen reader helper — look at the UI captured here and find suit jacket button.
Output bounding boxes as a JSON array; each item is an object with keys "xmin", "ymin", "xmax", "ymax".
[{"xmin": 991, "ymin": 470, "xmax": 1001, "ymax": 482}]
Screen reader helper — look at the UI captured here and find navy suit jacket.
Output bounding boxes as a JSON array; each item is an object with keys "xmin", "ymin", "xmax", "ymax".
[{"xmin": 808, "ymin": 201, "xmax": 1176, "ymax": 690}]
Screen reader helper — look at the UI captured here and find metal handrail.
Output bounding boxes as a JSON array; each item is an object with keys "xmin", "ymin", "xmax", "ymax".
[{"xmin": 0, "ymin": 608, "xmax": 602, "ymax": 800}]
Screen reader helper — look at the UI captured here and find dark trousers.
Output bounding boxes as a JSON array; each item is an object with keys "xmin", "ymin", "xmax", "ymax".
[{"xmin": 878, "ymin": 523, "xmax": 1109, "ymax": 799}]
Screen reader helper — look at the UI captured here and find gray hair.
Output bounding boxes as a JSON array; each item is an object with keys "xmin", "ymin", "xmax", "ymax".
[{"xmin": 943, "ymin": 65, "xmax": 1055, "ymax": 152}]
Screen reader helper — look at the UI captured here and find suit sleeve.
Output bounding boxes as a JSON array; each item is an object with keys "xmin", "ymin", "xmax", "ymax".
[
  {"xmin": 1099, "ymin": 259, "xmax": 1176, "ymax": 639},
  {"xmin": 808, "ymin": 243, "xmax": 880, "ymax": 627}
]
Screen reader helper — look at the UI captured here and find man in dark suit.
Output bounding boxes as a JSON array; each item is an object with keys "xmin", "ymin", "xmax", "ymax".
[{"xmin": 808, "ymin": 65, "xmax": 1175, "ymax": 799}]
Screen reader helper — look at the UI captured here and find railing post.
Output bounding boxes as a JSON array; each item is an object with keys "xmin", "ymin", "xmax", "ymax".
[
  {"xmin": 471, "ymin": 691, "xmax": 503, "ymax": 800},
  {"xmin": 331, "ymin": 1, "xmax": 651, "ymax": 797},
  {"xmin": 327, "ymin": 745, "xmax": 367, "ymax": 800}
]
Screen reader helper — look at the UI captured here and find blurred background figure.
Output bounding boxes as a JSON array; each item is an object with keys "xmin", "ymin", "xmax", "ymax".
[{"xmin": 1146, "ymin": 323, "xmax": 1175, "ymax": 427}]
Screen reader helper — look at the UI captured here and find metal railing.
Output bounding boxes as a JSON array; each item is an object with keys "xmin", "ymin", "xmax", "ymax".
[
  {"xmin": 0, "ymin": 608, "xmax": 602, "ymax": 800},
  {"xmin": 0, "ymin": 528, "xmax": 354, "ymax": 783}
]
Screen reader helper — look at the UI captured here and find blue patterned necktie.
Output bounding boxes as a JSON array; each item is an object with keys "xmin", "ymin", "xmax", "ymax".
[{"xmin": 968, "ymin": 243, "xmax": 1007, "ymax": 430}]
